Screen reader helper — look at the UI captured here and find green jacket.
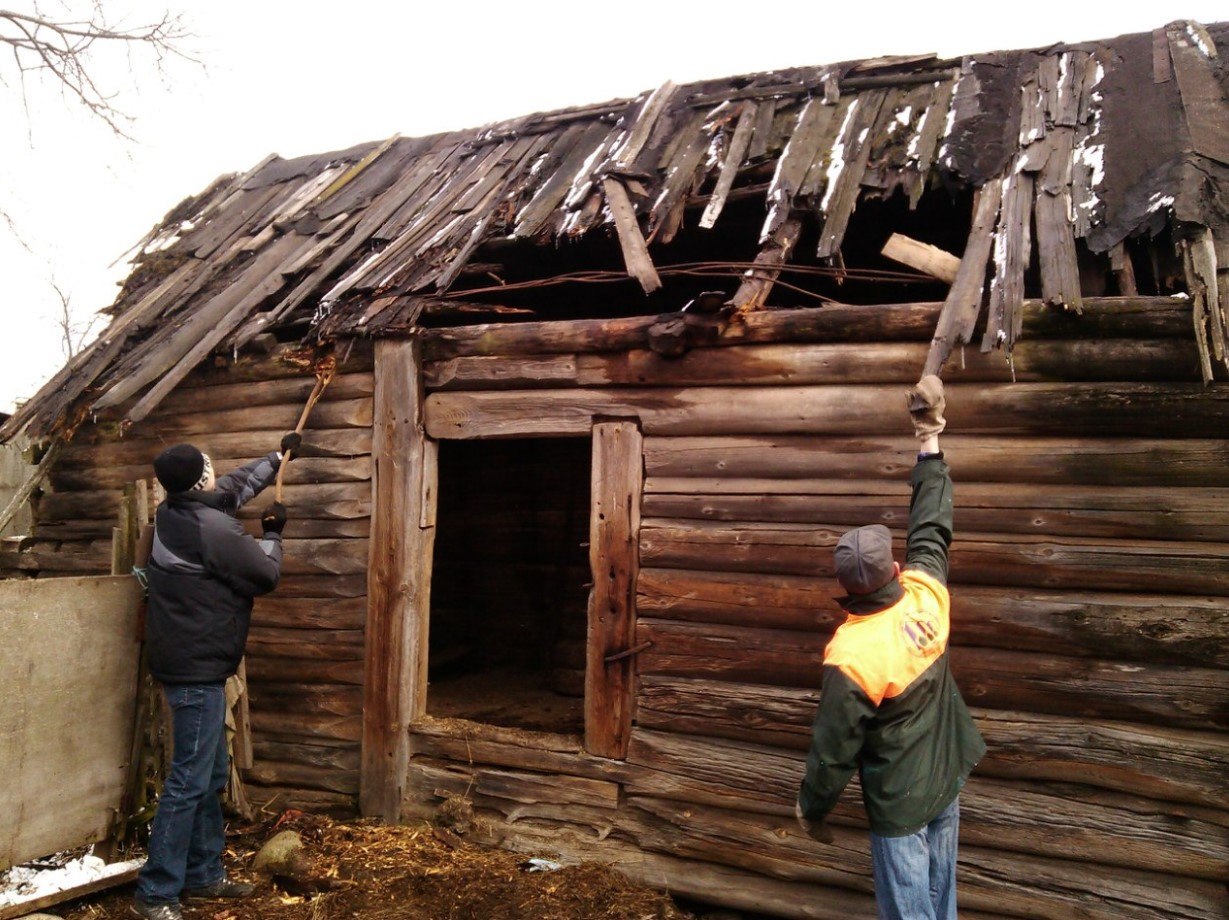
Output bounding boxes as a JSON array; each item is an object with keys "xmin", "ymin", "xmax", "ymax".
[{"xmin": 798, "ymin": 455, "xmax": 985, "ymax": 837}]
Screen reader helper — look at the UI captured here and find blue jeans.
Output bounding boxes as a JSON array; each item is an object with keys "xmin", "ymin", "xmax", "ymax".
[
  {"xmin": 136, "ymin": 684, "xmax": 229, "ymax": 905},
  {"xmin": 870, "ymin": 797, "xmax": 960, "ymax": 920}
]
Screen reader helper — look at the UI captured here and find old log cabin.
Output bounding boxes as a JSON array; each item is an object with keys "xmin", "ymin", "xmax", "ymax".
[{"xmin": 4, "ymin": 19, "xmax": 1229, "ymax": 920}]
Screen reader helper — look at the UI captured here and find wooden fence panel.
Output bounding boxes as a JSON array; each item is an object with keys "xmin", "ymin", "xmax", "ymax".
[{"xmin": 0, "ymin": 575, "xmax": 142, "ymax": 868}]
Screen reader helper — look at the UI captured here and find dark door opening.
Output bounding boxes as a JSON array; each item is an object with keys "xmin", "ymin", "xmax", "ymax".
[{"xmin": 426, "ymin": 437, "xmax": 591, "ymax": 734}]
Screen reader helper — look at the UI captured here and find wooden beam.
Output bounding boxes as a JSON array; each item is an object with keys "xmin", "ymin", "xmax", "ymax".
[
  {"xmin": 602, "ymin": 178, "xmax": 662, "ymax": 294},
  {"xmin": 361, "ymin": 339, "xmax": 437, "ymax": 821},
  {"xmin": 423, "ymin": 382, "xmax": 1229, "ymax": 441},
  {"xmin": 880, "ymin": 233, "xmax": 960, "ymax": 283},
  {"xmin": 420, "ymin": 296, "xmax": 1192, "ymax": 361},
  {"xmin": 923, "ymin": 179, "xmax": 1002, "ymax": 375},
  {"xmin": 585, "ymin": 421, "xmax": 644, "ymax": 758}
]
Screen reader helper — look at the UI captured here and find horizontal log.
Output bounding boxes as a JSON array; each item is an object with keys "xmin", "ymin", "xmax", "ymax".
[
  {"xmin": 408, "ymin": 718, "xmax": 635, "ymax": 786},
  {"xmin": 642, "ymin": 481, "xmax": 1229, "ymax": 542},
  {"xmin": 250, "ymin": 740, "xmax": 361, "ymax": 772},
  {"xmin": 51, "ymin": 456, "xmax": 372, "ymax": 491},
  {"xmin": 243, "ymin": 783, "xmax": 357, "ymax": 819},
  {"xmin": 60, "ymin": 428, "xmax": 373, "ymax": 467},
  {"xmin": 424, "ymin": 338, "xmax": 1203, "ymax": 391},
  {"xmin": 642, "ymin": 434, "xmax": 1229, "ymax": 487},
  {"xmin": 270, "ymin": 575, "xmax": 367, "ymax": 598},
  {"xmin": 244, "ymin": 626, "xmax": 365, "ymax": 660},
  {"xmin": 424, "ymin": 382, "xmax": 1229, "ymax": 440},
  {"xmin": 421, "ymin": 296, "xmax": 1192, "ymax": 360},
  {"xmin": 153, "ymin": 372, "xmax": 374, "ymax": 417},
  {"xmin": 0, "ymin": 544, "xmax": 110, "ymax": 575},
  {"xmin": 622, "ymin": 730, "xmax": 1229, "ymax": 916},
  {"xmin": 636, "ymin": 568, "xmax": 1229, "ymax": 668},
  {"xmin": 78, "ymin": 397, "xmax": 372, "ymax": 444},
  {"xmin": 275, "ymin": 538, "xmax": 368, "ymax": 576},
  {"xmin": 244, "ymin": 759, "xmax": 358, "ymax": 794},
  {"xmin": 41, "ymin": 482, "xmax": 371, "ymax": 523},
  {"xmin": 252, "ymin": 596, "xmax": 367, "ymax": 630},
  {"xmin": 186, "ymin": 342, "xmax": 373, "ymax": 386},
  {"xmin": 249, "ymin": 708, "xmax": 363, "ymax": 742},
  {"xmin": 245, "ymin": 655, "xmax": 364, "ymax": 685},
  {"xmin": 634, "ymin": 675, "xmax": 1229, "ymax": 807},
  {"xmin": 407, "ymin": 758, "xmax": 621, "ymax": 810},
  {"xmin": 247, "ymin": 682, "xmax": 363, "ymax": 716},
  {"xmin": 31, "ymin": 515, "xmax": 369, "ymax": 546},
  {"xmin": 953, "ymin": 646, "xmax": 1229, "ymax": 731},
  {"xmin": 638, "ymin": 519, "xmax": 1229, "ymax": 595},
  {"xmin": 635, "ymin": 619, "xmax": 1229, "ymax": 730},
  {"xmin": 624, "ymin": 790, "xmax": 1229, "ymax": 908},
  {"xmin": 446, "ymin": 808, "xmax": 884, "ymax": 920}
]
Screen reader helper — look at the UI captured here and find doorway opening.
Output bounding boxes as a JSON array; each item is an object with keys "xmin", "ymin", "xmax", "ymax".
[{"xmin": 426, "ymin": 437, "xmax": 591, "ymax": 735}]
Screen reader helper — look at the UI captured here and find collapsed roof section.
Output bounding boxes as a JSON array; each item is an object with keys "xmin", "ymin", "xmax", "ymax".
[{"xmin": 5, "ymin": 20, "xmax": 1228, "ymax": 440}]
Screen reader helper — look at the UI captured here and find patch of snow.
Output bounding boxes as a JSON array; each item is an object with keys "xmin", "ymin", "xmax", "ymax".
[
  {"xmin": 1186, "ymin": 24, "xmax": 1216, "ymax": 58},
  {"xmin": 906, "ymin": 83, "xmax": 943, "ymax": 163},
  {"xmin": 820, "ymin": 100, "xmax": 860, "ymax": 215},
  {"xmin": 0, "ymin": 854, "xmax": 143, "ymax": 909}
]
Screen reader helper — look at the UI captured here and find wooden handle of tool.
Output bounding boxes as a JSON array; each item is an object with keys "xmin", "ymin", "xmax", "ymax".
[{"xmin": 274, "ymin": 376, "xmax": 328, "ymax": 503}]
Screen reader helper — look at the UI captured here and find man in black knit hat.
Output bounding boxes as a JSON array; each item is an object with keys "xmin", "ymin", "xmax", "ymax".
[
  {"xmin": 132, "ymin": 434, "xmax": 299, "ymax": 920},
  {"xmin": 796, "ymin": 376, "xmax": 984, "ymax": 920}
]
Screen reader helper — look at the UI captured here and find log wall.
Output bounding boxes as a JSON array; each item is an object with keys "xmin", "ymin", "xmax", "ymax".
[
  {"xmin": 0, "ymin": 345, "xmax": 374, "ymax": 816},
  {"xmin": 5, "ymin": 298, "xmax": 1228, "ymax": 916},
  {"xmin": 401, "ymin": 298, "xmax": 1229, "ymax": 920}
]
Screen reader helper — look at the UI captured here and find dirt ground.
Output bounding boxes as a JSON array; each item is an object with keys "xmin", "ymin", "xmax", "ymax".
[{"xmin": 53, "ymin": 813, "xmax": 693, "ymax": 920}]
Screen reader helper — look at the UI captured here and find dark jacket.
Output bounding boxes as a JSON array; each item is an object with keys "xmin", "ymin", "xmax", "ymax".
[
  {"xmin": 798, "ymin": 455, "xmax": 985, "ymax": 837},
  {"xmin": 146, "ymin": 452, "xmax": 283, "ymax": 685}
]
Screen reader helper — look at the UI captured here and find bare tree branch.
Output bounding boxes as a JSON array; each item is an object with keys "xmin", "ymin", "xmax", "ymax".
[
  {"xmin": 50, "ymin": 278, "xmax": 99, "ymax": 359},
  {"xmin": 0, "ymin": 4, "xmax": 192, "ymax": 140}
]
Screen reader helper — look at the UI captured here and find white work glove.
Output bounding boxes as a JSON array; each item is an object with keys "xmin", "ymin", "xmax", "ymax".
[{"xmin": 906, "ymin": 374, "xmax": 946, "ymax": 440}]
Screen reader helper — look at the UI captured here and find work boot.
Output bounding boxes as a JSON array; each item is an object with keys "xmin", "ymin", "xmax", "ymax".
[
  {"xmin": 182, "ymin": 878, "xmax": 256, "ymax": 899},
  {"xmin": 130, "ymin": 900, "xmax": 183, "ymax": 920}
]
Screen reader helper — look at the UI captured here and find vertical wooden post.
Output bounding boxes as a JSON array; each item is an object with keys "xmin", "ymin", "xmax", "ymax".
[
  {"xmin": 362, "ymin": 338, "xmax": 437, "ymax": 821},
  {"xmin": 585, "ymin": 420, "xmax": 644, "ymax": 759}
]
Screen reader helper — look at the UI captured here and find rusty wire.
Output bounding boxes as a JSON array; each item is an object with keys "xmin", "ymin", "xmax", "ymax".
[{"xmin": 446, "ymin": 259, "xmax": 937, "ymax": 298}]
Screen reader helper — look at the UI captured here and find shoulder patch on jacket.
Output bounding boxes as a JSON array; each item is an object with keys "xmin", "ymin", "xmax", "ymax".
[{"xmin": 823, "ymin": 570, "xmax": 951, "ymax": 706}]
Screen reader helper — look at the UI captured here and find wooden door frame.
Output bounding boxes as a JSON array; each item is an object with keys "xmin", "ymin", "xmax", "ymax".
[{"xmin": 363, "ymin": 361, "xmax": 645, "ymax": 819}]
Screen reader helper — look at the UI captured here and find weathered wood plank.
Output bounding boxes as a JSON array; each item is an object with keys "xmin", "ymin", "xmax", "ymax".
[
  {"xmin": 638, "ymin": 518, "xmax": 1229, "ymax": 595},
  {"xmin": 881, "ymin": 233, "xmax": 960, "ymax": 283},
  {"xmin": 251, "ymin": 596, "xmax": 368, "ymax": 631},
  {"xmin": 642, "ymin": 434, "xmax": 1229, "ymax": 487},
  {"xmin": 602, "ymin": 178, "xmax": 661, "ymax": 294},
  {"xmin": 585, "ymin": 421, "xmax": 643, "ymax": 758},
  {"xmin": 635, "ymin": 617, "xmax": 1229, "ymax": 729},
  {"xmin": 641, "ymin": 481, "xmax": 1229, "ymax": 542},
  {"xmin": 636, "ymin": 568, "xmax": 1229, "ymax": 668},
  {"xmin": 424, "ymin": 382, "xmax": 1229, "ymax": 441},
  {"xmin": 924, "ymin": 179, "xmax": 1002, "ymax": 375},
  {"xmin": 424, "ymin": 337, "xmax": 1203, "ymax": 392},
  {"xmin": 634, "ymin": 675, "xmax": 1229, "ymax": 808},
  {"xmin": 0, "ymin": 576, "xmax": 142, "ymax": 867},
  {"xmin": 421, "ymin": 296, "xmax": 1191, "ymax": 360},
  {"xmin": 362, "ymin": 339, "xmax": 437, "ymax": 822}
]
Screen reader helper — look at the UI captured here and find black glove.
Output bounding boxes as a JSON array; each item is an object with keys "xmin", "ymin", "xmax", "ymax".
[
  {"xmin": 795, "ymin": 802, "xmax": 835, "ymax": 844},
  {"xmin": 280, "ymin": 432, "xmax": 302, "ymax": 457},
  {"xmin": 261, "ymin": 502, "xmax": 288, "ymax": 535}
]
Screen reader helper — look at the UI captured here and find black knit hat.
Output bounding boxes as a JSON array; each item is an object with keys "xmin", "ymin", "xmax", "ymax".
[
  {"xmin": 834, "ymin": 525, "xmax": 896, "ymax": 596},
  {"xmin": 153, "ymin": 444, "xmax": 206, "ymax": 494}
]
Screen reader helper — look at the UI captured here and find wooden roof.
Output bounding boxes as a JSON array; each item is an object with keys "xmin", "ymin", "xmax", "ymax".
[{"xmin": 6, "ymin": 19, "xmax": 1229, "ymax": 440}]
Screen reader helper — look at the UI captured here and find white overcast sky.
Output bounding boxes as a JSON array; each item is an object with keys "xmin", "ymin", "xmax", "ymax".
[{"xmin": 2, "ymin": 1, "xmax": 1224, "ymax": 414}]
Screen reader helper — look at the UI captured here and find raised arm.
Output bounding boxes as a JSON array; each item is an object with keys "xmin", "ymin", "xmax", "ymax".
[
  {"xmin": 904, "ymin": 375, "xmax": 953, "ymax": 583},
  {"xmin": 214, "ymin": 451, "xmax": 280, "ymax": 510},
  {"xmin": 214, "ymin": 433, "xmax": 301, "ymax": 510}
]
